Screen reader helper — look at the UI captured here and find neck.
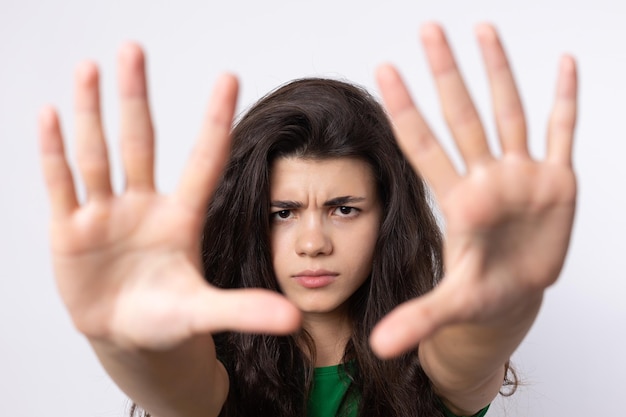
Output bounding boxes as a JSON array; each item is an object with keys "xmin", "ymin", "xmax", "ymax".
[{"xmin": 300, "ymin": 310, "xmax": 351, "ymax": 367}]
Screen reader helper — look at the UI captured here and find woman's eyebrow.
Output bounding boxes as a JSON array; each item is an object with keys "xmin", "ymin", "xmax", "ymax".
[
  {"xmin": 324, "ymin": 196, "xmax": 366, "ymax": 206},
  {"xmin": 270, "ymin": 196, "xmax": 366, "ymax": 208},
  {"xmin": 270, "ymin": 200, "xmax": 302, "ymax": 209}
]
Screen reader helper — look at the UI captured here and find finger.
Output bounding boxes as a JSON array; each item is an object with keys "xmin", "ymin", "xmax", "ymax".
[
  {"xmin": 176, "ymin": 74, "xmax": 238, "ymax": 214},
  {"xmin": 74, "ymin": 62, "xmax": 113, "ymax": 200},
  {"xmin": 476, "ymin": 23, "xmax": 528, "ymax": 157},
  {"xmin": 547, "ymin": 55, "xmax": 578, "ymax": 167},
  {"xmin": 118, "ymin": 43, "xmax": 155, "ymax": 191},
  {"xmin": 189, "ymin": 288, "xmax": 301, "ymax": 334},
  {"xmin": 376, "ymin": 64, "xmax": 459, "ymax": 198},
  {"xmin": 39, "ymin": 106, "xmax": 79, "ymax": 218},
  {"xmin": 370, "ymin": 280, "xmax": 463, "ymax": 358},
  {"xmin": 421, "ymin": 23, "xmax": 492, "ymax": 168}
]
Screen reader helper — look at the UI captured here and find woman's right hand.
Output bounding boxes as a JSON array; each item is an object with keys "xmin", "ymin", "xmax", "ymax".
[{"xmin": 39, "ymin": 43, "xmax": 301, "ymax": 352}]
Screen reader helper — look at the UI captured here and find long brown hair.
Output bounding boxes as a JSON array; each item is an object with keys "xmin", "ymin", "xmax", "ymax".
[{"xmin": 202, "ymin": 78, "xmax": 446, "ymax": 417}]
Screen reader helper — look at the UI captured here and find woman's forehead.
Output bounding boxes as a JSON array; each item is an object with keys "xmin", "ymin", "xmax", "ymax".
[{"xmin": 269, "ymin": 157, "xmax": 377, "ymax": 198}]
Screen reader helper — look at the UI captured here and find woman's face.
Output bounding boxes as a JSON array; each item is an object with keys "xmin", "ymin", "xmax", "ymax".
[{"xmin": 269, "ymin": 157, "xmax": 382, "ymax": 319}]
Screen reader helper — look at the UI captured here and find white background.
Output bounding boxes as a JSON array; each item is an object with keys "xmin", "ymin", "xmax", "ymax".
[{"xmin": 1, "ymin": 0, "xmax": 624, "ymax": 416}]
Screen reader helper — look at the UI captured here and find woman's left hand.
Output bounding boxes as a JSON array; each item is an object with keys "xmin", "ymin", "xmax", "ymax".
[{"xmin": 370, "ymin": 23, "xmax": 578, "ymax": 358}]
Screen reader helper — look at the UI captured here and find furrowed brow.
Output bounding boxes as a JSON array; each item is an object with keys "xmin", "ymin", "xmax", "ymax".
[
  {"xmin": 324, "ymin": 196, "xmax": 366, "ymax": 207},
  {"xmin": 270, "ymin": 200, "xmax": 303, "ymax": 209}
]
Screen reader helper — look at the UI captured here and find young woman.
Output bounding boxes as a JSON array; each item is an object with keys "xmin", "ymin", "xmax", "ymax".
[
  {"xmin": 38, "ymin": 23, "xmax": 578, "ymax": 417},
  {"xmin": 203, "ymin": 76, "xmax": 446, "ymax": 417}
]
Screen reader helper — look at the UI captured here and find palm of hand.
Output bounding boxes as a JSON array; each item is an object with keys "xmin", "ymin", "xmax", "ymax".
[
  {"xmin": 50, "ymin": 192, "xmax": 207, "ymax": 349},
  {"xmin": 40, "ymin": 45, "xmax": 300, "ymax": 351},
  {"xmin": 440, "ymin": 156, "xmax": 576, "ymax": 322},
  {"xmin": 371, "ymin": 24, "xmax": 578, "ymax": 356}
]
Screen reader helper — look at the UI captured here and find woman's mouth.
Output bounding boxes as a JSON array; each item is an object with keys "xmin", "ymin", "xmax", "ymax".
[{"xmin": 292, "ymin": 270, "xmax": 339, "ymax": 289}]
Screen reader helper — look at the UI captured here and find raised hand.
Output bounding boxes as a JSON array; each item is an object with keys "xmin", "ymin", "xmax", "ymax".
[
  {"xmin": 39, "ymin": 44, "xmax": 300, "ymax": 352},
  {"xmin": 371, "ymin": 23, "xmax": 577, "ymax": 359}
]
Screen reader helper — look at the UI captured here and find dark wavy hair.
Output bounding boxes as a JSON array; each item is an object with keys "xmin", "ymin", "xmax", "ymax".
[
  {"xmin": 203, "ymin": 77, "xmax": 444, "ymax": 417},
  {"xmin": 131, "ymin": 78, "xmax": 514, "ymax": 417}
]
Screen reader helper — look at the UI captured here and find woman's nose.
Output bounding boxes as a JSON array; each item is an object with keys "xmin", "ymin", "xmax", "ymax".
[{"xmin": 295, "ymin": 217, "xmax": 332, "ymax": 257}]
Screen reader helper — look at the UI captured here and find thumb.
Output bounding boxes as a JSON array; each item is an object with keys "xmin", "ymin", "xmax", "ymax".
[
  {"xmin": 188, "ymin": 287, "xmax": 302, "ymax": 335},
  {"xmin": 370, "ymin": 279, "xmax": 463, "ymax": 358}
]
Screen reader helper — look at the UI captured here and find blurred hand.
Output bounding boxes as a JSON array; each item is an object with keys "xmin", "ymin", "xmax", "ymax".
[
  {"xmin": 39, "ymin": 44, "xmax": 300, "ymax": 351},
  {"xmin": 371, "ymin": 23, "xmax": 577, "ymax": 357}
]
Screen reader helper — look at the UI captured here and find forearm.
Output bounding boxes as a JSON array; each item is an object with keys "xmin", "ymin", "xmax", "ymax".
[
  {"xmin": 419, "ymin": 293, "xmax": 543, "ymax": 415},
  {"xmin": 91, "ymin": 334, "xmax": 227, "ymax": 417}
]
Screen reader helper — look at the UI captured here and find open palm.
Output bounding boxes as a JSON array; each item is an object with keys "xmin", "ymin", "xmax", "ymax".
[
  {"xmin": 39, "ymin": 45, "xmax": 300, "ymax": 351},
  {"xmin": 371, "ymin": 24, "xmax": 578, "ymax": 357}
]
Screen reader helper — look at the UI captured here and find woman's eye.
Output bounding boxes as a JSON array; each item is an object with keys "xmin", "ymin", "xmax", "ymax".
[
  {"xmin": 333, "ymin": 206, "xmax": 359, "ymax": 217},
  {"xmin": 272, "ymin": 210, "xmax": 292, "ymax": 221}
]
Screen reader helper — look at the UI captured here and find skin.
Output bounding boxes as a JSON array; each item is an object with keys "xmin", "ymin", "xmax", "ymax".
[
  {"xmin": 39, "ymin": 22, "xmax": 577, "ymax": 417},
  {"xmin": 371, "ymin": 24, "xmax": 577, "ymax": 414},
  {"xmin": 270, "ymin": 157, "xmax": 382, "ymax": 366}
]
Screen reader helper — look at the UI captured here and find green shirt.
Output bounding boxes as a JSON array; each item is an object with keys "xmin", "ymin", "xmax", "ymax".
[{"xmin": 307, "ymin": 364, "xmax": 490, "ymax": 417}]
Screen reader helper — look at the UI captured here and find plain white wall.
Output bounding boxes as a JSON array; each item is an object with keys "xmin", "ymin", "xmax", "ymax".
[{"xmin": 1, "ymin": 0, "xmax": 624, "ymax": 415}]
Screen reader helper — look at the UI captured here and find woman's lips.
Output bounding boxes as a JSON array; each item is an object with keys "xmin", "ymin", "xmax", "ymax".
[{"xmin": 292, "ymin": 270, "xmax": 338, "ymax": 289}]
